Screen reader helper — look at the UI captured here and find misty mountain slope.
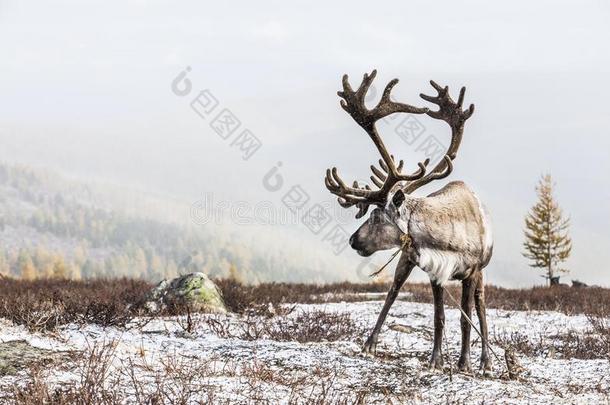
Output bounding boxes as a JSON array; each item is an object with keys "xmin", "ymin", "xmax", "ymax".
[{"xmin": 0, "ymin": 163, "xmax": 359, "ymax": 283}]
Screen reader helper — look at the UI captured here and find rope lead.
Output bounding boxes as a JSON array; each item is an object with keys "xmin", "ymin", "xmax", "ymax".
[{"xmin": 369, "ymin": 234, "xmax": 411, "ymax": 278}]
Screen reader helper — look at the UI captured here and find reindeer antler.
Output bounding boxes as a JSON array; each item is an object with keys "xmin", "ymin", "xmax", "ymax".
[
  {"xmin": 325, "ymin": 70, "xmax": 430, "ymax": 218},
  {"xmin": 404, "ymin": 81, "xmax": 475, "ymax": 194}
]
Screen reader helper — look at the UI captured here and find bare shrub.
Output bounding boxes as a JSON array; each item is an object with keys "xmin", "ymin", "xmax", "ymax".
[
  {"xmin": 214, "ymin": 278, "xmax": 390, "ymax": 313},
  {"xmin": 12, "ymin": 340, "xmax": 120, "ymax": 404},
  {"xmin": 266, "ymin": 310, "xmax": 364, "ymax": 343},
  {"xmin": 166, "ymin": 302, "xmax": 201, "ymax": 335},
  {"xmin": 1, "ymin": 277, "xmax": 609, "ymax": 333},
  {"xmin": 495, "ymin": 312, "xmax": 610, "ymax": 361},
  {"xmin": 551, "ymin": 330, "xmax": 609, "ymax": 360},
  {"xmin": 204, "ymin": 310, "xmax": 363, "ymax": 343},
  {"xmin": 215, "ymin": 278, "xmax": 610, "ymax": 316},
  {"xmin": 2, "ymin": 297, "xmax": 67, "ymax": 331},
  {"xmin": 481, "ymin": 285, "xmax": 610, "ymax": 315},
  {"xmin": 10, "ymin": 343, "xmax": 375, "ymax": 405},
  {"xmin": 555, "ymin": 311, "xmax": 610, "ymax": 360},
  {"xmin": 0, "ymin": 278, "xmax": 152, "ymax": 331},
  {"xmin": 494, "ymin": 331, "xmax": 541, "ymax": 358},
  {"xmin": 78, "ymin": 340, "xmax": 120, "ymax": 402},
  {"xmin": 121, "ymin": 354, "xmax": 220, "ymax": 404},
  {"xmin": 10, "ymin": 366, "xmax": 57, "ymax": 404}
]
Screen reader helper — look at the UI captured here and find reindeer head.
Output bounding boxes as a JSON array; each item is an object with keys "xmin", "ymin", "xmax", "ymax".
[
  {"xmin": 349, "ymin": 189, "xmax": 408, "ymax": 257},
  {"xmin": 325, "ymin": 70, "xmax": 475, "ymax": 256}
]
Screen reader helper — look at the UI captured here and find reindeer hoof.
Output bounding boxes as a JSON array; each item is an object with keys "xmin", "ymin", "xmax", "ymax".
[
  {"xmin": 429, "ymin": 351, "xmax": 443, "ymax": 370},
  {"xmin": 362, "ymin": 338, "xmax": 377, "ymax": 356},
  {"xmin": 458, "ymin": 356, "xmax": 472, "ymax": 373},
  {"xmin": 480, "ymin": 355, "xmax": 492, "ymax": 371}
]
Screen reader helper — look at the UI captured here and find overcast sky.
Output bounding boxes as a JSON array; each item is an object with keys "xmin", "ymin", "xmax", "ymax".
[{"xmin": 1, "ymin": 0, "xmax": 609, "ymax": 286}]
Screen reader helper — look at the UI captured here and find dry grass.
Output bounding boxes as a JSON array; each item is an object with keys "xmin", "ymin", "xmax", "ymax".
[
  {"xmin": 204, "ymin": 310, "xmax": 365, "ymax": 343},
  {"xmin": 8, "ymin": 340, "xmax": 378, "ymax": 405},
  {"xmin": 0, "ymin": 278, "xmax": 152, "ymax": 331},
  {"xmin": 217, "ymin": 278, "xmax": 610, "ymax": 319},
  {"xmin": 214, "ymin": 278, "xmax": 389, "ymax": 314},
  {"xmin": 398, "ymin": 283, "xmax": 610, "ymax": 315},
  {"xmin": 2, "ymin": 277, "xmax": 609, "ymax": 404},
  {"xmin": 1, "ymin": 276, "xmax": 609, "ymax": 332},
  {"xmin": 11, "ymin": 340, "xmax": 120, "ymax": 404}
]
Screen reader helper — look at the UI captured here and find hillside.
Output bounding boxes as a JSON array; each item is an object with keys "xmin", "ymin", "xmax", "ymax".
[{"xmin": 0, "ymin": 163, "xmax": 355, "ymax": 283}]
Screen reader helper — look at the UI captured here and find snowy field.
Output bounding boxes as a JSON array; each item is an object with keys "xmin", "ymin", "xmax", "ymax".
[{"xmin": 1, "ymin": 299, "xmax": 608, "ymax": 404}]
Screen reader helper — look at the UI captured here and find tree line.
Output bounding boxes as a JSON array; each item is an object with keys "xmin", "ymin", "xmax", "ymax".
[{"xmin": 0, "ymin": 163, "xmax": 339, "ymax": 283}]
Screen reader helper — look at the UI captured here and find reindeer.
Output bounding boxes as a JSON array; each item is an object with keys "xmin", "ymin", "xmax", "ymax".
[{"xmin": 324, "ymin": 70, "xmax": 493, "ymax": 372}]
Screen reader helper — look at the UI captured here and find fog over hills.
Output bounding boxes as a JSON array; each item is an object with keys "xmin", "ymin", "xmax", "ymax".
[
  {"xmin": 1, "ymin": 0, "xmax": 609, "ymax": 286},
  {"xmin": 0, "ymin": 162, "xmax": 376, "ymax": 283}
]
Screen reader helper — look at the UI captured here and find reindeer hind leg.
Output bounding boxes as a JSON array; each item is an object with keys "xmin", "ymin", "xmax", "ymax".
[
  {"xmin": 458, "ymin": 273, "xmax": 475, "ymax": 373},
  {"xmin": 474, "ymin": 269, "xmax": 492, "ymax": 370}
]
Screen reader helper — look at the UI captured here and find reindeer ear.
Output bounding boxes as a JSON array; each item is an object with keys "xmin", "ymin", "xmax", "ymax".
[{"xmin": 392, "ymin": 189, "xmax": 405, "ymax": 208}]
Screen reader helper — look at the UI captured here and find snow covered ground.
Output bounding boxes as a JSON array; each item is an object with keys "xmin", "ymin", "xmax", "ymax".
[{"xmin": 0, "ymin": 299, "xmax": 608, "ymax": 404}]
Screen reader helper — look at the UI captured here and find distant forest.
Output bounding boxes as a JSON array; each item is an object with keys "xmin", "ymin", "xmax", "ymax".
[{"xmin": 0, "ymin": 163, "xmax": 325, "ymax": 283}]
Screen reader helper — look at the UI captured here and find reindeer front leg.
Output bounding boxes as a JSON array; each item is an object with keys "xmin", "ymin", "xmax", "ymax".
[
  {"xmin": 362, "ymin": 254, "xmax": 414, "ymax": 355},
  {"xmin": 430, "ymin": 281, "xmax": 445, "ymax": 369}
]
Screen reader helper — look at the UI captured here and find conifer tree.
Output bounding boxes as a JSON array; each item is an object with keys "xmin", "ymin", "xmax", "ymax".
[
  {"xmin": 523, "ymin": 174, "xmax": 572, "ymax": 285},
  {"xmin": 228, "ymin": 263, "xmax": 243, "ymax": 283},
  {"xmin": 18, "ymin": 249, "xmax": 37, "ymax": 280},
  {"xmin": 0, "ymin": 251, "xmax": 9, "ymax": 276},
  {"xmin": 52, "ymin": 255, "xmax": 68, "ymax": 279}
]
